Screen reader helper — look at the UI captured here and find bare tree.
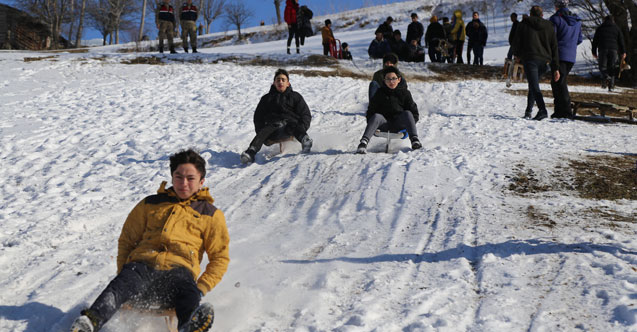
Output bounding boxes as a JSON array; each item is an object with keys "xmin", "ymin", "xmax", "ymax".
[
  {"xmin": 20, "ymin": 0, "xmax": 75, "ymax": 49},
  {"xmin": 201, "ymin": 0, "xmax": 225, "ymax": 34},
  {"xmin": 137, "ymin": 0, "xmax": 147, "ymax": 41},
  {"xmin": 223, "ymin": 0, "xmax": 253, "ymax": 40},
  {"xmin": 86, "ymin": 0, "xmax": 113, "ymax": 45},
  {"xmin": 272, "ymin": 0, "xmax": 281, "ymax": 25},
  {"xmin": 75, "ymin": 0, "xmax": 88, "ymax": 46}
]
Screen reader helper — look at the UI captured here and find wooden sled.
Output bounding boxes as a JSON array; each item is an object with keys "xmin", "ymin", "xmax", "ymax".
[
  {"xmin": 571, "ymin": 100, "xmax": 637, "ymax": 124},
  {"xmin": 374, "ymin": 129, "xmax": 408, "ymax": 153},
  {"xmin": 120, "ymin": 302, "xmax": 177, "ymax": 332},
  {"xmin": 503, "ymin": 58, "xmax": 524, "ymax": 87}
]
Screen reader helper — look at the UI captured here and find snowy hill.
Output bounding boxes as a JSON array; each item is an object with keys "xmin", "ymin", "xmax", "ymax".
[{"xmin": 1, "ymin": 0, "xmax": 636, "ymax": 331}]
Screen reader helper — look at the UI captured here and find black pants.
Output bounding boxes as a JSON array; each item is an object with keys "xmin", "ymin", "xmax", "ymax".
[
  {"xmin": 249, "ymin": 122, "xmax": 306, "ymax": 152},
  {"xmin": 323, "ymin": 43, "xmax": 331, "ymax": 56},
  {"xmin": 550, "ymin": 61, "xmax": 574, "ymax": 117},
  {"xmin": 287, "ymin": 24, "xmax": 299, "ymax": 48},
  {"xmin": 598, "ymin": 49, "xmax": 619, "ymax": 80},
  {"xmin": 454, "ymin": 40, "xmax": 464, "ymax": 64},
  {"xmin": 88, "ymin": 262, "xmax": 200, "ymax": 330}
]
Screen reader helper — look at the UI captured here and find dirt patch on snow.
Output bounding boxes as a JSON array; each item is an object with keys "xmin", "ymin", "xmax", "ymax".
[{"xmin": 504, "ymin": 89, "xmax": 637, "ymax": 110}]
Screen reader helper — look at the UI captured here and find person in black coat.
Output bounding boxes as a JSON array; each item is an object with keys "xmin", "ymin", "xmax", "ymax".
[
  {"xmin": 406, "ymin": 13, "xmax": 424, "ymax": 45},
  {"xmin": 507, "ymin": 13, "xmax": 519, "ymax": 60},
  {"xmin": 297, "ymin": 5, "xmax": 314, "ymax": 46},
  {"xmin": 592, "ymin": 15, "xmax": 627, "ymax": 90},
  {"xmin": 389, "ymin": 30, "xmax": 410, "ymax": 62},
  {"xmin": 465, "ymin": 12, "xmax": 488, "ymax": 66},
  {"xmin": 377, "ymin": 16, "xmax": 394, "ymax": 41},
  {"xmin": 241, "ymin": 69, "xmax": 313, "ymax": 163},
  {"xmin": 425, "ymin": 15, "xmax": 446, "ymax": 62},
  {"xmin": 357, "ymin": 66, "xmax": 421, "ymax": 154}
]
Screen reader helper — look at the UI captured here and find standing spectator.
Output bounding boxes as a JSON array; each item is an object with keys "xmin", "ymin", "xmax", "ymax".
[
  {"xmin": 284, "ymin": 0, "xmax": 300, "ymax": 54},
  {"xmin": 377, "ymin": 16, "xmax": 394, "ymax": 41},
  {"xmin": 297, "ymin": 5, "xmax": 314, "ymax": 46},
  {"xmin": 425, "ymin": 15, "xmax": 446, "ymax": 63},
  {"xmin": 408, "ymin": 39, "xmax": 425, "ymax": 62},
  {"xmin": 368, "ymin": 31, "xmax": 391, "ymax": 59},
  {"xmin": 179, "ymin": 0, "xmax": 198, "ymax": 53},
  {"xmin": 465, "ymin": 12, "xmax": 487, "ymax": 66},
  {"xmin": 321, "ymin": 19, "xmax": 335, "ymax": 56},
  {"xmin": 450, "ymin": 10, "xmax": 466, "ymax": 64},
  {"xmin": 389, "ymin": 30, "xmax": 410, "ymax": 62},
  {"xmin": 442, "ymin": 17, "xmax": 454, "ymax": 63},
  {"xmin": 507, "ymin": 13, "xmax": 519, "ymax": 60},
  {"xmin": 549, "ymin": 0, "xmax": 583, "ymax": 118},
  {"xmin": 341, "ymin": 42, "xmax": 353, "ymax": 60},
  {"xmin": 156, "ymin": 0, "xmax": 177, "ymax": 54},
  {"xmin": 592, "ymin": 15, "xmax": 626, "ymax": 91},
  {"xmin": 406, "ymin": 13, "xmax": 424, "ymax": 45},
  {"xmin": 513, "ymin": 6, "xmax": 560, "ymax": 120}
]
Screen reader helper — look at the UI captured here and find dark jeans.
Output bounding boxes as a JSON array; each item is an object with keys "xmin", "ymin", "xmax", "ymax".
[
  {"xmin": 550, "ymin": 61, "xmax": 574, "ymax": 117},
  {"xmin": 466, "ymin": 44, "xmax": 472, "ymax": 64},
  {"xmin": 523, "ymin": 59, "xmax": 550, "ymax": 116},
  {"xmin": 598, "ymin": 49, "xmax": 619, "ymax": 80},
  {"xmin": 249, "ymin": 122, "xmax": 306, "ymax": 152},
  {"xmin": 428, "ymin": 46, "xmax": 442, "ymax": 63},
  {"xmin": 287, "ymin": 24, "xmax": 299, "ymax": 48},
  {"xmin": 363, "ymin": 112, "xmax": 418, "ymax": 141},
  {"xmin": 471, "ymin": 44, "xmax": 484, "ymax": 66},
  {"xmin": 323, "ymin": 43, "xmax": 330, "ymax": 56},
  {"xmin": 89, "ymin": 262, "xmax": 200, "ymax": 330},
  {"xmin": 453, "ymin": 40, "xmax": 464, "ymax": 63}
]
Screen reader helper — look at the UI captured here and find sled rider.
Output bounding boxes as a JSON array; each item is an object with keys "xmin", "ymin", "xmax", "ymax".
[{"xmin": 70, "ymin": 149, "xmax": 230, "ymax": 332}]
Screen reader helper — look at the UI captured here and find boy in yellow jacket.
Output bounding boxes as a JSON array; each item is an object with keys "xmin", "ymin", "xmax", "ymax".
[
  {"xmin": 70, "ymin": 149, "xmax": 230, "ymax": 332},
  {"xmin": 321, "ymin": 19, "xmax": 335, "ymax": 56}
]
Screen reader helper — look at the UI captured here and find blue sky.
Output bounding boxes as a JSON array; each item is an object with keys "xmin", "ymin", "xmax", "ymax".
[{"xmin": 0, "ymin": 0, "xmax": 403, "ymax": 41}]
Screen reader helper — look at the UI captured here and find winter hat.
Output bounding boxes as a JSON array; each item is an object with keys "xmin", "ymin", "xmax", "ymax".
[
  {"xmin": 325, "ymin": 19, "xmax": 331, "ymax": 26},
  {"xmin": 342, "ymin": 42, "xmax": 349, "ymax": 49},
  {"xmin": 553, "ymin": 0, "xmax": 568, "ymax": 8},
  {"xmin": 386, "ymin": 16, "xmax": 394, "ymax": 22}
]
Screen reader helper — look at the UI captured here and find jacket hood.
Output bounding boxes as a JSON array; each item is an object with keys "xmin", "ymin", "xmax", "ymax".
[
  {"xmin": 454, "ymin": 10, "xmax": 463, "ymax": 19},
  {"xmin": 158, "ymin": 181, "xmax": 214, "ymax": 204},
  {"xmin": 268, "ymin": 84, "xmax": 293, "ymax": 94},
  {"xmin": 556, "ymin": 8, "xmax": 581, "ymax": 26},
  {"xmin": 524, "ymin": 16, "xmax": 546, "ymax": 31}
]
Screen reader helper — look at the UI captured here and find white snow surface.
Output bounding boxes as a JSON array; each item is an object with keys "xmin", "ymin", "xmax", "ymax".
[{"xmin": 1, "ymin": 1, "xmax": 636, "ymax": 331}]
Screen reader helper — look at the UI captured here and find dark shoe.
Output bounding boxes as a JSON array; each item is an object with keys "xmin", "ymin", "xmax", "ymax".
[
  {"xmin": 410, "ymin": 136, "xmax": 422, "ymax": 150},
  {"xmin": 159, "ymin": 46, "xmax": 164, "ymax": 54},
  {"xmin": 184, "ymin": 47, "xmax": 189, "ymax": 53},
  {"xmin": 602, "ymin": 77, "xmax": 609, "ymax": 89},
  {"xmin": 170, "ymin": 48, "xmax": 177, "ymax": 54},
  {"xmin": 296, "ymin": 48, "xmax": 300, "ymax": 54},
  {"xmin": 301, "ymin": 135, "xmax": 313, "ymax": 153},
  {"xmin": 356, "ymin": 138, "xmax": 368, "ymax": 154},
  {"xmin": 180, "ymin": 303, "xmax": 214, "ymax": 332},
  {"xmin": 533, "ymin": 112, "xmax": 548, "ymax": 121},
  {"xmin": 192, "ymin": 48, "xmax": 198, "ymax": 53},
  {"xmin": 523, "ymin": 110, "xmax": 532, "ymax": 119},
  {"xmin": 287, "ymin": 48, "xmax": 291, "ymax": 54},
  {"xmin": 240, "ymin": 148, "xmax": 256, "ymax": 164},
  {"xmin": 609, "ymin": 77, "xmax": 615, "ymax": 91}
]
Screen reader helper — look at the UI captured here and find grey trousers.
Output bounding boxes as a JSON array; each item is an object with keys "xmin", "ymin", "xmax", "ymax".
[{"xmin": 362, "ymin": 112, "xmax": 418, "ymax": 140}]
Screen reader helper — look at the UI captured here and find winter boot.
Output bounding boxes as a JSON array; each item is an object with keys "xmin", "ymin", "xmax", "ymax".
[
  {"xmin": 170, "ymin": 47, "xmax": 177, "ymax": 54},
  {"xmin": 356, "ymin": 137, "xmax": 368, "ymax": 154},
  {"xmin": 159, "ymin": 46, "xmax": 164, "ymax": 54},
  {"xmin": 70, "ymin": 310, "xmax": 100, "ymax": 332},
  {"xmin": 533, "ymin": 110, "xmax": 548, "ymax": 121},
  {"xmin": 523, "ymin": 110, "xmax": 532, "ymax": 119},
  {"xmin": 301, "ymin": 135, "xmax": 313, "ymax": 153},
  {"xmin": 192, "ymin": 47, "xmax": 198, "ymax": 53},
  {"xmin": 609, "ymin": 77, "xmax": 615, "ymax": 91},
  {"xmin": 184, "ymin": 47, "xmax": 189, "ymax": 53},
  {"xmin": 287, "ymin": 47, "xmax": 291, "ymax": 54},
  {"xmin": 296, "ymin": 48, "xmax": 300, "ymax": 54},
  {"xmin": 240, "ymin": 147, "xmax": 257, "ymax": 164},
  {"xmin": 601, "ymin": 76, "xmax": 608, "ymax": 89},
  {"xmin": 410, "ymin": 136, "xmax": 422, "ymax": 150},
  {"xmin": 179, "ymin": 303, "xmax": 214, "ymax": 332}
]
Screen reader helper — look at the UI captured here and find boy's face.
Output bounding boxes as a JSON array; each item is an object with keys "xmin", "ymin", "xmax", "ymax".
[
  {"xmin": 172, "ymin": 163, "xmax": 204, "ymax": 200},
  {"xmin": 383, "ymin": 72, "xmax": 401, "ymax": 89},
  {"xmin": 375, "ymin": 32, "xmax": 383, "ymax": 40},
  {"xmin": 273, "ymin": 74, "xmax": 290, "ymax": 93}
]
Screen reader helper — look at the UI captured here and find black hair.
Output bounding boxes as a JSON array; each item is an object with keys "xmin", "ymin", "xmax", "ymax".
[
  {"xmin": 393, "ymin": 29, "xmax": 401, "ymax": 35},
  {"xmin": 530, "ymin": 6, "xmax": 543, "ymax": 17},
  {"xmin": 382, "ymin": 53, "xmax": 398, "ymax": 65},
  {"xmin": 604, "ymin": 15, "xmax": 614, "ymax": 23},
  {"xmin": 382, "ymin": 66, "xmax": 400, "ymax": 78},
  {"xmin": 325, "ymin": 19, "xmax": 331, "ymax": 26},
  {"xmin": 442, "ymin": 17, "xmax": 449, "ymax": 23},
  {"xmin": 342, "ymin": 42, "xmax": 348, "ymax": 48},
  {"xmin": 411, "ymin": 13, "xmax": 418, "ymax": 19},
  {"xmin": 386, "ymin": 16, "xmax": 393, "ymax": 22},
  {"xmin": 274, "ymin": 68, "xmax": 289, "ymax": 81},
  {"xmin": 511, "ymin": 13, "xmax": 518, "ymax": 18},
  {"xmin": 170, "ymin": 149, "xmax": 206, "ymax": 179}
]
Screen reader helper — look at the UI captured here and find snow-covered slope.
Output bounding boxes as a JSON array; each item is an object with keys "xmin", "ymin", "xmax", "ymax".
[{"xmin": 1, "ymin": 0, "xmax": 635, "ymax": 331}]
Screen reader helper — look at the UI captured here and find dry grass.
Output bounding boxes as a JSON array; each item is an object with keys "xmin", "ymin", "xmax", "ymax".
[
  {"xmin": 504, "ymin": 89, "xmax": 637, "ymax": 110},
  {"xmin": 23, "ymin": 55, "xmax": 58, "ymax": 62},
  {"xmin": 120, "ymin": 56, "xmax": 165, "ymax": 65}
]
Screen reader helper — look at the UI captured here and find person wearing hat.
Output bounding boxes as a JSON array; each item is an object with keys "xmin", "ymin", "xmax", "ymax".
[
  {"xmin": 321, "ymin": 19, "xmax": 335, "ymax": 56},
  {"xmin": 179, "ymin": 0, "xmax": 199, "ymax": 53},
  {"xmin": 357, "ymin": 66, "xmax": 421, "ymax": 154},
  {"xmin": 449, "ymin": 10, "xmax": 466, "ymax": 63},
  {"xmin": 425, "ymin": 15, "xmax": 446, "ymax": 62},
  {"xmin": 548, "ymin": 0, "xmax": 582, "ymax": 118},
  {"xmin": 240, "ymin": 69, "xmax": 313, "ymax": 164},
  {"xmin": 406, "ymin": 13, "xmax": 424, "ymax": 46},
  {"xmin": 341, "ymin": 42, "xmax": 353, "ymax": 60},
  {"xmin": 155, "ymin": 0, "xmax": 177, "ymax": 54},
  {"xmin": 377, "ymin": 16, "xmax": 394, "ymax": 41}
]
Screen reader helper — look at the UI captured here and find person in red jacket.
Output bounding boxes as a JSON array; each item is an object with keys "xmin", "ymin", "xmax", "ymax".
[{"xmin": 284, "ymin": 0, "xmax": 301, "ymax": 54}]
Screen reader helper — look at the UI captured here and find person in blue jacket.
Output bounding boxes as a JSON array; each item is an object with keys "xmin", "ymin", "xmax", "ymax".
[
  {"xmin": 549, "ymin": 0, "xmax": 582, "ymax": 119},
  {"xmin": 368, "ymin": 30, "xmax": 392, "ymax": 59}
]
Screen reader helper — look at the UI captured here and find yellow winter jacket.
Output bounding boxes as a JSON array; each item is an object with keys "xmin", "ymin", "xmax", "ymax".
[
  {"xmin": 450, "ymin": 10, "xmax": 465, "ymax": 41},
  {"xmin": 321, "ymin": 26, "xmax": 335, "ymax": 44},
  {"xmin": 117, "ymin": 181, "xmax": 230, "ymax": 295}
]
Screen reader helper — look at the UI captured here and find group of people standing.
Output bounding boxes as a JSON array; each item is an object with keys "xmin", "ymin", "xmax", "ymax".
[
  {"xmin": 368, "ymin": 10, "xmax": 488, "ymax": 66},
  {"xmin": 155, "ymin": 0, "xmax": 199, "ymax": 54}
]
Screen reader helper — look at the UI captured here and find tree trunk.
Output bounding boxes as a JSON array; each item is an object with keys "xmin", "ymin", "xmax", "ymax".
[
  {"xmin": 274, "ymin": 0, "xmax": 281, "ymax": 25},
  {"xmin": 138, "ymin": 0, "xmax": 147, "ymax": 41},
  {"xmin": 75, "ymin": 0, "xmax": 87, "ymax": 47},
  {"xmin": 67, "ymin": 0, "xmax": 75, "ymax": 47}
]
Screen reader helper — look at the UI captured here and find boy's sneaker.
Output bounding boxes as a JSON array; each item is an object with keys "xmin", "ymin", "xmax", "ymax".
[
  {"xmin": 356, "ymin": 138, "xmax": 368, "ymax": 154},
  {"xmin": 240, "ymin": 148, "xmax": 256, "ymax": 164},
  {"xmin": 70, "ymin": 315, "xmax": 94, "ymax": 332},
  {"xmin": 301, "ymin": 135, "xmax": 313, "ymax": 153},
  {"xmin": 180, "ymin": 303, "xmax": 215, "ymax": 332},
  {"xmin": 410, "ymin": 136, "xmax": 422, "ymax": 150}
]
